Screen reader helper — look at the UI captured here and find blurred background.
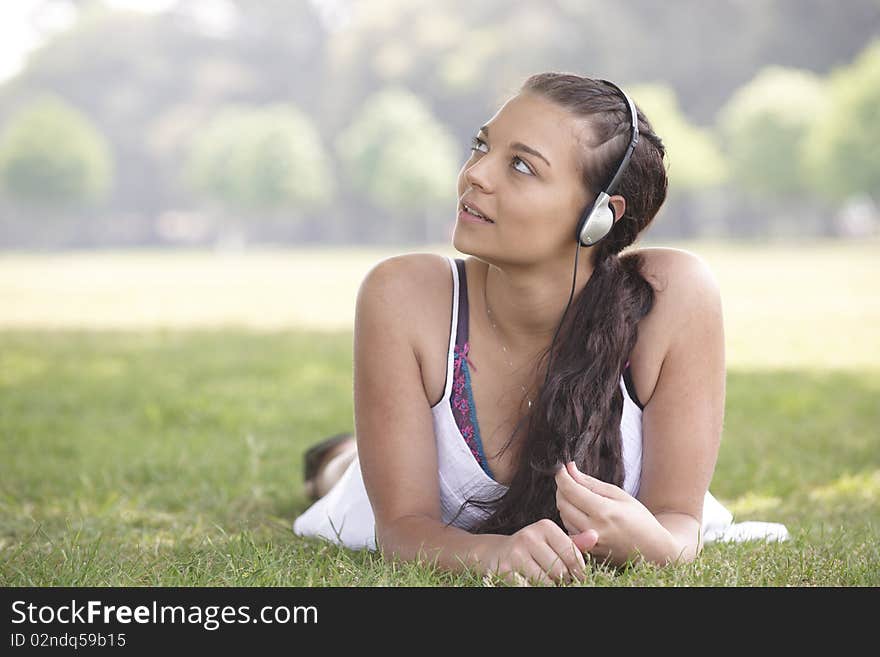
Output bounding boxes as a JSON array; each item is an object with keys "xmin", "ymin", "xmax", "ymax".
[
  {"xmin": 0, "ymin": 0, "xmax": 878, "ymax": 251},
  {"xmin": 1, "ymin": 1, "xmax": 879, "ymax": 586}
]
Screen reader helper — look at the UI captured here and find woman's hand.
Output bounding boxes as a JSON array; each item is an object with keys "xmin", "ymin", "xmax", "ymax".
[
  {"xmin": 555, "ymin": 461, "xmax": 668, "ymax": 565},
  {"xmin": 478, "ymin": 518, "xmax": 598, "ymax": 586}
]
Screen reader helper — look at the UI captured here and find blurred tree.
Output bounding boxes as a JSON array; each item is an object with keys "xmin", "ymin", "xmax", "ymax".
[
  {"xmin": 0, "ymin": 93, "xmax": 112, "ymax": 207},
  {"xmin": 215, "ymin": 0, "xmax": 330, "ymax": 111},
  {"xmin": 626, "ymin": 83, "xmax": 727, "ymax": 238},
  {"xmin": 185, "ymin": 103, "xmax": 336, "ymax": 242},
  {"xmin": 714, "ymin": 67, "xmax": 836, "ymax": 238},
  {"xmin": 804, "ymin": 39, "xmax": 880, "ymax": 203},
  {"xmin": 1, "ymin": 6, "xmax": 225, "ymax": 220},
  {"xmin": 627, "ymin": 83, "xmax": 727, "ymax": 193},
  {"xmin": 717, "ymin": 66, "xmax": 826, "ymax": 198},
  {"xmin": 335, "ymin": 86, "xmax": 460, "ymax": 242},
  {"xmin": 2, "ymin": 0, "xmax": 879, "ymax": 246}
]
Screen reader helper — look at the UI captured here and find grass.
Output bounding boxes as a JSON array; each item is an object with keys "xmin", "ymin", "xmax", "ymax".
[
  {"xmin": 1, "ymin": 238, "xmax": 878, "ymax": 586},
  {"xmin": 1, "ymin": 237, "xmax": 877, "ymax": 370}
]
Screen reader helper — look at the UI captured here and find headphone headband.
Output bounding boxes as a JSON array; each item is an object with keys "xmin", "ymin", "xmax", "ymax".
[
  {"xmin": 596, "ymin": 79, "xmax": 640, "ymax": 196},
  {"xmin": 575, "ymin": 79, "xmax": 641, "ymax": 246}
]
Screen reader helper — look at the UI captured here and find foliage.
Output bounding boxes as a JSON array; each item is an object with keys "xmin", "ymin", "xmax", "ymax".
[
  {"xmin": 185, "ymin": 104, "xmax": 336, "ymax": 211},
  {"xmin": 627, "ymin": 84, "xmax": 727, "ymax": 193},
  {"xmin": 1, "ymin": 0, "xmax": 880, "ymax": 243},
  {"xmin": 717, "ymin": 66, "xmax": 826, "ymax": 198},
  {"xmin": 0, "ymin": 94, "xmax": 112, "ymax": 207},
  {"xmin": 334, "ymin": 86, "xmax": 460, "ymax": 220},
  {"xmin": 803, "ymin": 39, "xmax": 880, "ymax": 201}
]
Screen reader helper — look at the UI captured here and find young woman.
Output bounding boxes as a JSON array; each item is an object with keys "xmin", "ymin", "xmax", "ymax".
[{"xmin": 294, "ymin": 73, "xmax": 787, "ymax": 585}]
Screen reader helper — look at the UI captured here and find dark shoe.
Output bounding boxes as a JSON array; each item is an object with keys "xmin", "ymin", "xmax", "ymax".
[{"xmin": 303, "ymin": 431, "xmax": 355, "ymax": 491}]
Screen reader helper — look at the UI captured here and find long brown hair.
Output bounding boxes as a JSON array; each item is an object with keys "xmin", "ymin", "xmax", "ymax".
[{"xmin": 460, "ymin": 73, "xmax": 669, "ymax": 535}]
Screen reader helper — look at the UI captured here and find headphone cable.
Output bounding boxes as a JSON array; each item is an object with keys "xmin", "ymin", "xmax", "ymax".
[{"xmin": 538, "ymin": 240, "xmax": 582, "ymax": 397}]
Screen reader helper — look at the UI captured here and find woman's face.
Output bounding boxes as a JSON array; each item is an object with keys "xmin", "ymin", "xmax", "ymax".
[{"xmin": 453, "ymin": 92, "xmax": 592, "ymax": 266}]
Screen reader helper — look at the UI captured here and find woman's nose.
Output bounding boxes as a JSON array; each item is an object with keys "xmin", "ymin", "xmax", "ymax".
[{"xmin": 464, "ymin": 156, "xmax": 493, "ymax": 192}]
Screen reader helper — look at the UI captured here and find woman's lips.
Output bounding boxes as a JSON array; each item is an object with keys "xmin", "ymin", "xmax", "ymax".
[{"xmin": 458, "ymin": 208, "xmax": 494, "ymax": 224}]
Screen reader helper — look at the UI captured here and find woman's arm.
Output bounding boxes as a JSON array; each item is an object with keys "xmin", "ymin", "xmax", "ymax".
[
  {"xmin": 637, "ymin": 249, "xmax": 725, "ymax": 560},
  {"xmin": 355, "ymin": 255, "xmax": 590, "ymax": 583},
  {"xmin": 555, "ymin": 249, "xmax": 726, "ymax": 566},
  {"xmin": 353, "ymin": 255, "xmax": 454, "ymax": 562}
]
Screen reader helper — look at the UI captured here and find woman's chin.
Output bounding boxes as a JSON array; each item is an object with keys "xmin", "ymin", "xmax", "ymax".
[{"xmin": 451, "ymin": 226, "xmax": 484, "ymax": 255}]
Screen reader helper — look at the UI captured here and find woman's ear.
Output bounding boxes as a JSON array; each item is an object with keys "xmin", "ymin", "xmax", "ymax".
[{"xmin": 609, "ymin": 195, "xmax": 627, "ymax": 222}]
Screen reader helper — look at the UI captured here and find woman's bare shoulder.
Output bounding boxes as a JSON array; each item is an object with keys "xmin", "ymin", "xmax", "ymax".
[
  {"xmin": 355, "ymin": 252, "xmax": 455, "ymax": 409},
  {"xmin": 622, "ymin": 246, "xmax": 723, "ymax": 406},
  {"xmin": 361, "ymin": 251, "xmax": 449, "ymax": 278},
  {"xmin": 626, "ymin": 246, "xmax": 719, "ymax": 295},
  {"xmin": 358, "ymin": 252, "xmax": 452, "ymax": 305},
  {"xmin": 356, "ymin": 251, "xmax": 453, "ymax": 360}
]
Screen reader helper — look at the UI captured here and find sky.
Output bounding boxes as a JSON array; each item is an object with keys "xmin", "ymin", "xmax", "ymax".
[
  {"xmin": 0, "ymin": 0, "xmax": 349, "ymax": 85},
  {"xmin": 0, "ymin": 0, "xmax": 188, "ymax": 84}
]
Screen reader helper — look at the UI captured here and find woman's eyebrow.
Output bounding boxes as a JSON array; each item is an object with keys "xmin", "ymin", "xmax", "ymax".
[{"xmin": 479, "ymin": 125, "xmax": 551, "ymax": 168}]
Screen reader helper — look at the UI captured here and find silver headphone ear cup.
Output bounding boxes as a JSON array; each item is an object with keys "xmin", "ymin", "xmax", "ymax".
[{"xmin": 578, "ymin": 192, "xmax": 614, "ymax": 246}]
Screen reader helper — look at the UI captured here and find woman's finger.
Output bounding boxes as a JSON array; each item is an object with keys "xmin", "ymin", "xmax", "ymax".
[
  {"xmin": 572, "ymin": 528, "xmax": 600, "ymax": 553},
  {"xmin": 555, "ymin": 464, "xmax": 606, "ymax": 513},
  {"xmin": 526, "ymin": 536, "xmax": 574, "ymax": 584},
  {"xmin": 505, "ymin": 572, "xmax": 532, "ymax": 587},
  {"xmin": 518, "ymin": 555, "xmax": 557, "ymax": 587},
  {"xmin": 566, "ymin": 461, "xmax": 626, "ymax": 500},
  {"xmin": 494, "ymin": 557, "xmax": 550, "ymax": 587},
  {"xmin": 556, "ymin": 490, "xmax": 595, "ymax": 535},
  {"xmin": 541, "ymin": 522, "xmax": 587, "ymax": 580}
]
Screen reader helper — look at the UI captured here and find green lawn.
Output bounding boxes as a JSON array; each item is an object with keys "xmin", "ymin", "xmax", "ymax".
[{"xmin": 1, "ymin": 239, "xmax": 878, "ymax": 585}]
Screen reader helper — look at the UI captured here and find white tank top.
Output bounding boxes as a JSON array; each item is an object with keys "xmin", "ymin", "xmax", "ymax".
[
  {"xmin": 293, "ymin": 255, "xmax": 644, "ymax": 549},
  {"xmin": 293, "ymin": 256, "xmax": 777, "ymax": 550}
]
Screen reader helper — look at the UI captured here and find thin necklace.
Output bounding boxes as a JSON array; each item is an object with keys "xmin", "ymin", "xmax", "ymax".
[{"xmin": 483, "ymin": 279, "xmax": 535, "ymax": 410}]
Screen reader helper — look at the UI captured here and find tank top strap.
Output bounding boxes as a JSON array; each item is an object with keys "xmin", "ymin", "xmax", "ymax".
[
  {"xmin": 437, "ymin": 256, "xmax": 474, "ymax": 406},
  {"xmin": 454, "ymin": 259, "xmax": 469, "ymax": 346},
  {"xmin": 439, "ymin": 256, "xmax": 461, "ymax": 404}
]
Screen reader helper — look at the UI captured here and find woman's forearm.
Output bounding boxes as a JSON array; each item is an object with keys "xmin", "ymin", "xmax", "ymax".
[
  {"xmin": 654, "ymin": 512, "xmax": 703, "ymax": 563},
  {"xmin": 620, "ymin": 512, "xmax": 701, "ymax": 567},
  {"xmin": 376, "ymin": 515, "xmax": 502, "ymax": 575},
  {"xmin": 376, "ymin": 513, "xmax": 700, "ymax": 575}
]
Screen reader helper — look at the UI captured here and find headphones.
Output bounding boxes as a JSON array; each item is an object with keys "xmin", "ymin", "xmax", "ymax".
[{"xmin": 574, "ymin": 80, "xmax": 640, "ymax": 246}]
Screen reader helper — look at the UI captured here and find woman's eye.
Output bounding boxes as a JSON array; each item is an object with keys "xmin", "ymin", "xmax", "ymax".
[
  {"xmin": 511, "ymin": 156, "xmax": 532, "ymax": 175},
  {"xmin": 469, "ymin": 136, "xmax": 488, "ymax": 154},
  {"xmin": 469, "ymin": 136, "xmax": 533, "ymax": 175}
]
